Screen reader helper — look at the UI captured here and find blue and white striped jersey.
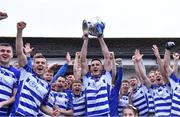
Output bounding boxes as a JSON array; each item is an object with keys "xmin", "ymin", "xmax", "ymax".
[
  {"xmin": 83, "ymin": 71, "xmax": 112, "ymax": 116},
  {"xmin": 149, "ymin": 83, "xmax": 172, "ymax": 117},
  {"xmin": 118, "ymin": 94, "xmax": 129, "ymax": 116},
  {"xmin": 39, "ymin": 90, "xmax": 56, "ymax": 116},
  {"xmin": 131, "ymin": 85, "xmax": 149, "ymax": 116},
  {"xmin": 47, "ymin": 90, "xmax": 56, "ymax": 110},
  {"xmin": 169, "ymin": 72, "xmax": 180, "ymax": 116},
  {"xmin": 0, "ymin": 65, "xmax": 20, "ymax": 116},
  {"xmin": 54, "ymin": 91, "xmax": 73, "ymax": 116},
  {"xmin": 10, "ymin": 64, "xmax": 50, "ymax": 116},
  {"xmin": 72, "ymin": 91, "xmax": 86, "ymax": 116},
  {"xmin": 147, "ymin": 90, "xmax": 155, "ymax": 113}
]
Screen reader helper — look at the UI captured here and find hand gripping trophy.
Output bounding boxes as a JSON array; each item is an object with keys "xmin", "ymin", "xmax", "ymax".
[{"xmin": 82, "ymin": 17, "xmax": 105, "ymax": 37}]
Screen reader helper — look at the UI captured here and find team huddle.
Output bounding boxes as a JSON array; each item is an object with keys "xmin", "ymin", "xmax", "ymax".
[{"xmin": 1, "ymin": 11, "xmax": 180, "ymax": 117}]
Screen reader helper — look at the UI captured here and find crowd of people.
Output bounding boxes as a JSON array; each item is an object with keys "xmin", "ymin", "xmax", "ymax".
[{"xmin": 0, "ymin": 11, "xmax": 180, "ymax": 117}]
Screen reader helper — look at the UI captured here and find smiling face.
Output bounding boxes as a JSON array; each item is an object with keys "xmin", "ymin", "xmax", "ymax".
[
  {"xmin": 56, "ymin": 77, "xmax": 66, "ymax": 91},
  {"xmin": 90, "ymin": 59, "xmax": 103, "ymax": 78},
  {"xmin": 0, "ymin": 45, "xmax": 13, "ymax": 66},
  {"xmin": 66, "ymin": 75, "xmax": 75, "ymax": 87},
  {"xmin": 43, "ymin": 70, "xmax": 54, "ymax": 82},
  {"xmin": 33, "ymin": 57, "xmax": 47, "ymax": 76},
  {"xmin": 120, "ymin": 80, "xmax": 130, "ymax": 94},
  {"xmin": 129, "ymin": 76, "xmax": 138, "ymax": 90},
  {"xmin": 72, "ymin": 81, "xmax": 82, "ymax": 96},
  {"xmin": 154, "ymin": 70, "xmax": 164, "ymax": 86},
  {"xmin": 148, "ymin": 71, "xmax": 156, "ymax": 85}
]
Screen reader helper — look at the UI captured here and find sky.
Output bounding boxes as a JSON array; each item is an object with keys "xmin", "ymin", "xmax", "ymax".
[{"xmin": 0, "ymin": 0, "xmax": 180, "ymax": 38}]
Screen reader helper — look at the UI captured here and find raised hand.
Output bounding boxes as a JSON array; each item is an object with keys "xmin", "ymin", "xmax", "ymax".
[
  {"xmin": 173, "ymin": 52, "xmax": 180, "ymax": 61},
  {"xmin": 132, "ymin": 55, "xmax": 136, "ymax": 63},
  {"xmin": 152, "ymin": 45, "xmax": 160, "ymax": 58},
  {"xmin": 82, "ymin": 32, "xmax": 89, "ymax": 40},
  {"xmin": 110, "ymin": 52, "xmax": 115, "ymax": 60},
  {"xmin": 0, "ymin": 12, "xmax": 8, "ymax": 20},
  {"xmin": 165, "ymin": 41, "xmax": 175, "ymax": 50},
  {"xmin": 24, "ymin": 43, "xmax": 34, "ymax": 56},
  {"xmin": 134, "ymin": 49, "xmax": 143, "ymax": 62},
  {"xmin": 17, "ymin": 21, "xmax": 26, "ymax": 31},
  {"xmin": 116, "ymin": 58, "xmax": 123, "ymax": 67},
  {"xmin": 66, "ymin": 52, "xmax": 71, "ymax": 64}
]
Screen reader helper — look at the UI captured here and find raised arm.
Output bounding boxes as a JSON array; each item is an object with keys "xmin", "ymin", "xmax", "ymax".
[
  {"xmin": 73, "ymin": 52, "xmax": 82, "ymax": 80},
  {"xmin": 114, "ymin": 58, "xmax": 123, "ymax": 92},
  {"xmin": 133, "ymin": 49, "xmax": 147, "ymax": 85},
  {"xmin": 97, "ymin": 35, "xmax": 111, "ymax": 71},
  {"xmin": 152, "ymin": 45, "xmax": 168, "ymax": 83},
  {"xmin": 172, "ymin": 52, "xmax": 179, "ymax": 76},
  {"xmin": 16, "ymin": 22, "xmax": 27, "ymax": 67},
  {"xmin": 110, "ymin": 52, "xmax": 116, "ymax": 84},
  {"xmin": 134, "ymin": 50, "xmax": 151, "ymax": 88},
  {"xmin": 132, "ymin": 49, "xmax": 142, "ymax": 80},
  {"xmin": 164, "ymin": 50, "xmax": 173, "ymax": 77},
  {"xmin": 164, "ymin": 42, "xmax": 175, "ymax": 77},
  {"xmin": 0, "ymin": 11, "xmax": 8, "ymax": 20},
  {"xmin": 50, "ymin": 52, "xmax": 70, "ymax": 83},
  {"xmin": 80, "ymin": 33, "xmax": 89, "ymax": 76}
]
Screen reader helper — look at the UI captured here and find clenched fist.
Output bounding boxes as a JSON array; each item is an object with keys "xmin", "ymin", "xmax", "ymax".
[
  {"xmin": 17, "ymin": 21, "xmax": 26, "ymax": 30},
  {"xmin": 0, "ymin": 12, "xmax": 8, "ymax": 20}
]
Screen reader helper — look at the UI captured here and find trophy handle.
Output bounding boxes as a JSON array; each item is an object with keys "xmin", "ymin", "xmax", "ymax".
[
  {"xmin": 82, "ymin": 20, "xmax": 88, "ymax": 33},
  {"xmin": 96, "ymin": 22, "xmax": 105, "ymax": 36}
]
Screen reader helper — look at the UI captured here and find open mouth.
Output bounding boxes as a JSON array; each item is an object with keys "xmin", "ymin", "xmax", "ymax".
[
  {"xmin": 156, "ymin": 76, "xmax": 161, "ymax": 81},
  {"xmin": 94, "ymin": 69, "xmax": 98, "ymax": 72},
  {"xmin": 37, "ymin": 66, "xmax": 43, "ymax": 71},
  {"xmin": 2, "ymin": 55, "xmax": 8, "ymax": 59},
  {"xmin": 74, "ymin": 88, "xmax": 81, "ymax": 94},
  {"xmin": 93, "ymin": 69, "xmax": 99, "ymax": 75},
  {"xmin": 131, "ymin": 83, "xmax": 135, "ymax": 87},
  {"xmin": 75, "ymin": 88, "xmax": 80, "ymax": 92},
  {"xmin": 157, "ymin": 79, "xmax": 161, "ymax": 82}
]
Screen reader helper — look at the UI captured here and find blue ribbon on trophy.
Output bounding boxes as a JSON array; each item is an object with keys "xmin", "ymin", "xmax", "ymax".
[{"xmin": 82, "ymin": 17, "xmax": 105, "ymax": 37}]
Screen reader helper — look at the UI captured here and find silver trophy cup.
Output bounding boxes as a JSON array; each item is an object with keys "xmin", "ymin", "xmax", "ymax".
[{"xmin": 82, "ymin": 17, "xmax": 105, "ymax": 37}]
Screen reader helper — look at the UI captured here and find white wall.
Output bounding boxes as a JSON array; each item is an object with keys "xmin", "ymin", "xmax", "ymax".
[{"xmin": 1, "ymin": 0, "xmax": 180, "ymax": 37}]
